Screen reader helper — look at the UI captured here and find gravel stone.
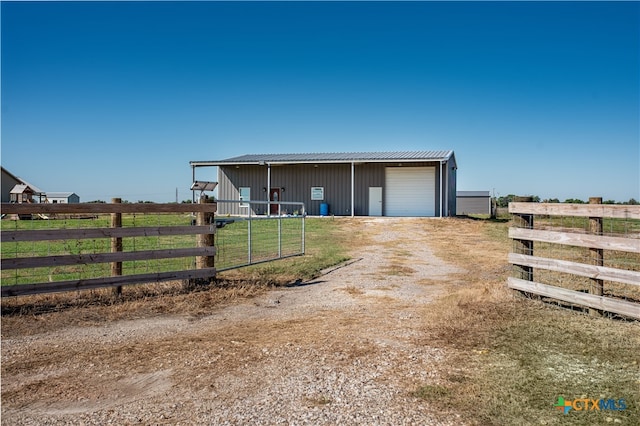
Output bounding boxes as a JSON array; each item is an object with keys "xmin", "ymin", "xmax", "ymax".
[{"xmin": 2, "ymin": 218, "xmax": 466, "ymax": 425}]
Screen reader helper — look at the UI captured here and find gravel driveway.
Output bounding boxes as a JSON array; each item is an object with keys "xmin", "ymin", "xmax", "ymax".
[{"xmin": 2, "ymin": 218, "xmax": 466, "ymax": 425}]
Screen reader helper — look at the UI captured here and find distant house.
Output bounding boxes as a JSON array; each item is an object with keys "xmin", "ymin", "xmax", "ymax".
[
  {"xmin": 9, "ymin": 184, "xmax": 37, "ymax": 203},
  {"xmin": 1, "ymin": 167, "xmax": 81, "ymax": 205},
  {"xmin": 191, "ymin": 151, "xmax": 458, "ymax": 217},
  {"xmin": 1, "ymin": 167, "xmax": 22, "ymax": 203},
  {"xmin": 2, "ymin": 167, "xmax": 45, "ymax": 203},
  {"xmin": 456, "ymin": 191, "xmax": 491, "ymax": 215},
  {"xmin": 45, "ymin": 192, "xmax": 80, "ymax": 204}
]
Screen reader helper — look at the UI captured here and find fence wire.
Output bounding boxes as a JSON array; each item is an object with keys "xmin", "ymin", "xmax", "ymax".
[
  {"xmin": 1, "ymin": 212, "xmax": 197, "ymax": 286},
  {"xmin": 214, "ymin": 200, "xmax": 305, "ymax": 271},
  {"xmin": 1, "ymin": 200, "xmax": 304, "ymax": 293},
  {"xmin": 510, "ymin": 207, "xmax": 640, "ymax": 317}
]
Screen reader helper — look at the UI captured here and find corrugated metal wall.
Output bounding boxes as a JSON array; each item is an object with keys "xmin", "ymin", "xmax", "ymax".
[
  {"xmin": 446, "ymin": 157, "xmax": 457, "ymax": 216},
  {"xmin": 1, "ymin": 169, "xmax": 21, "ymax": 203},
  {"xmin": 456, "ymin": 197, "xmax": 491, "ymax": 215},
  {"xmin": 217, "ymin": 161, "xmax": 450, "ymax": 216}
]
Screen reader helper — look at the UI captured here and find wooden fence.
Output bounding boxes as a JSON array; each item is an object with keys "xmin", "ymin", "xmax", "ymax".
[
  {"xmin": 508, "ymin": 200, "xmax": 640, "ymax": 319},
  {"xmin": 1, "ymin": 200, "xmax": 217, "ymax": 297}
]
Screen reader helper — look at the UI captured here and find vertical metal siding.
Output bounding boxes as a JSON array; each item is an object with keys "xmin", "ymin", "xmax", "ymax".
[
  {"xmin": 445, "ymin": 158, "xmax": 457, "ymax": 217},
  {"xmin": 456, "ymin": 197, "xmax": 491, "ymax": 215},
  {"xmin": 218, "ymin": 161, "xmax": 445, "ymax": 216},
  {"xmin": 354, "ymin": 163, "xmax": 384, "ymax": 215},
  {"xmin": 218, "ymin": 166, "xmax": 271, "ymax": 215}
]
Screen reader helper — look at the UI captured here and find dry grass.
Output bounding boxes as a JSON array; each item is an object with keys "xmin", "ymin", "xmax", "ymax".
[
  {"xmin": 2, "ymin": 216, "xmax": 638, "ymax": 425},
  {"xmin": 337, "ymin": 286, "xmax": 365, "ymax": 296},
  {"xmin": 413, "ymin": 218, "xmax": 640, "ymax": 425},
  {"xmin": 1, "ymin": 279, "xmax": 272, "ymax": 337},
  {"xmin": 304, "ymin": 394, "xmax": 333, "ymax": 407}
]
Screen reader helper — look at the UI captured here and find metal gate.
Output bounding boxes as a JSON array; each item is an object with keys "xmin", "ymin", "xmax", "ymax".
[{"xmin": 214, "ymin": 200, "xmax": 305, "ymax": 271}]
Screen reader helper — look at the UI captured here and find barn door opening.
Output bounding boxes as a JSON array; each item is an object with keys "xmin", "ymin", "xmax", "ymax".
[
  {"xmin": 385, "ymin": 166, "xmax": 435, "ymax": 217},
  {"xmin": 269, "ymin": 188, "xmax": 281, "ymax": 215}
]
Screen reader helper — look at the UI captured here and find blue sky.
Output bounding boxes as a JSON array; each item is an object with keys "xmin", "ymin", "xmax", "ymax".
[{"xmin": 2, "ymin": 1, "xmax": 639, "ymax": 203}]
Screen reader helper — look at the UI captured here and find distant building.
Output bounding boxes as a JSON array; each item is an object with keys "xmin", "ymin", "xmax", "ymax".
[
  {"xmin": 9, "ymin": 184, "xmax": 38, "ymax": 203},
  {"xmin": 456, "ymin": 191, "xmax": 491, "ymax": 215},
  {"xmin": 45, "ymin": 192, "xmax": 80, "ymax": 204},
  {"xmin": 2, "ymin": 167, "xmax": 46, "ymax": 203},
  {"xmin": 1, "ymin": 167, "xmax": 22, "ymax": 203},
  {"xmin": 2, "ymin": 167, "xmax": 79, "ymax": 204}
]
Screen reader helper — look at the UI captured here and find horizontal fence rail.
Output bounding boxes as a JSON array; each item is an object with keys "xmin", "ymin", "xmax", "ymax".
[
  {"xmin": 508, "ymin": 202, "xmax": 640, "ymax": 219},
  {"xmin": 2, "ymin": 203, "xmax": 215, "ymax": 214},
  {"xmin": 508, "ymin": 199, "xmax": 640, "ymax": 320},
  {"xmin": 1, "ymin": 201, "xmax": 217, "ymax": 297}
]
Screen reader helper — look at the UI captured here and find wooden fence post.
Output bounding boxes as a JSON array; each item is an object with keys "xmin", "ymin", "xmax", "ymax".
[
  {"xmin": 194, "ymin": 194, "xmax": 215, "ymax": 284},
  {"xmin": 589, "ymin": 197, "xmax": 604, "ymax": 316},
  {"xmin": 512, "ymin": 196, "xmax": 534, "ymax": 282},
  {"xmin": 110, "ymin": 198, "xmax": 123, "ymax": 296}
]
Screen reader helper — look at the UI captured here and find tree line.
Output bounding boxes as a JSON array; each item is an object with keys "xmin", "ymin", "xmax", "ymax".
[
  {"xmin": 87, "ymin": 196, "xmax": 639, "ymax": 207},
  {"xmin": 495, "ymin": 195, "xmax": 639, "ymax": 208}
]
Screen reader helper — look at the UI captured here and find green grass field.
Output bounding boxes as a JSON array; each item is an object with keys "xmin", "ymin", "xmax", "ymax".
[{"xmin": 1, "ymin": 214, "xmax": 313, "ymax": 287}]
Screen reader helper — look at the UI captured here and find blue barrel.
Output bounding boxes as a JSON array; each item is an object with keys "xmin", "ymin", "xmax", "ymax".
[{"xmin": 320, "ymin": 203, "xmax": 329, "ymax": 216}]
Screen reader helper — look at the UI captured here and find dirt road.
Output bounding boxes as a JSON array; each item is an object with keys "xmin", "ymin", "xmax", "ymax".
[{"xmin": 2, "ymin": 218, "xmax": 466, "ymax": 425}]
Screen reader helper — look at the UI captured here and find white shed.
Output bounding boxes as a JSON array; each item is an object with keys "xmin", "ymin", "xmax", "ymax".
[{"xmin": 45, "ymin": 192, "xmax": 80, "ymax": 204}]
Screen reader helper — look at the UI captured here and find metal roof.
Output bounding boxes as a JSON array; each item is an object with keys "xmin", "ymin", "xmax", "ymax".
[
  {"xmin": 9, "ymin": 184, "xmax": 33, "ymax": 194},
  {"xmin": 457, "ymin": 191, "xmax": 490, "ymax": 197},
  {"xmin": 17, "ymin": 179, "xmax": 44, "ymax": 194},
  {"xmin": 2, "ymin": 167, "xmax": 45, "ymax": 193},
  {"xmin": 191, "ymin": 150, "xmax": 455, "ymax": 167},
  {"xmin": 45, "ymin": 192, "xmax": 78, "ymax": 198}
]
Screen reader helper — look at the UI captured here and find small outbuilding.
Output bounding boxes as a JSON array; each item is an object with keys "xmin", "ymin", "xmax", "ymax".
[
  {"xmin": 456, "ymin": 191, "xmax": 491, "ymax": 215},
  {"xmin": 45, "ymin": 192, "xmax": 80, "ymax": 204},
  {"xmin": 9, "ymin": 184, "xmax": 39, "ymax": 204},
  {"xmin": 191, "ymin": 151, "xmax": 457, "ymax": 217}
]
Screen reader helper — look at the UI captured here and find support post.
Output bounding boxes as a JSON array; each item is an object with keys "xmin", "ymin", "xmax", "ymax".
[
  {"xmin": 589, "ymin": 197, "xmax": 604, "ymax": 316},
  {"xmin": 110, "ymin": 198, "xmax": 123, "ymax": 296},
  {"xmin": 191, "ymin": 165, "xmax": 196, "ymax": 203},
  {"xmin": 248, "ymin": 203, "xmax": 252, "ymax": 264},
  {"xmin": 512, "ymin": 196, "xmax": 534, "ymax": 282},
  {"xmin": 195, "ymin": 195, "xmax": 215, "ymax": 275},
  {"xmin": 351, "ymin": 162, "xmax": 355, "ymax": 217},
  {"xmin": 444, "ymin": 161, "xmax": 449, "ymax": 216},
  {"xmin": 278, "ymin": 215, "xmax": 282, "ymax": 258},
  {"xmin": 267, "ymin": 163, "xmax": 271, "ymax": 217},
  {"xmin": 439, "ymin": 162, "xmax": 443, "ymax": 217}
]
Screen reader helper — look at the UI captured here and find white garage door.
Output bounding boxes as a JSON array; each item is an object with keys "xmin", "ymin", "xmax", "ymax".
[{"xmin": 385, "ymin": 167, "xmax": 435, "ymax": 217}]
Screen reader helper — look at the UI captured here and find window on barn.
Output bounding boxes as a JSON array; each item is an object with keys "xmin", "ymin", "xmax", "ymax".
[{"xmin": 239, "ymin": 187, "xmax": 250, "ymax": 207}]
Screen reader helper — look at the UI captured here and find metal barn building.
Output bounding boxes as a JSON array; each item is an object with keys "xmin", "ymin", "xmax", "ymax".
[{"xmin": 190, "ymin": 151, "xmax": 457, "ymax": 217}]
